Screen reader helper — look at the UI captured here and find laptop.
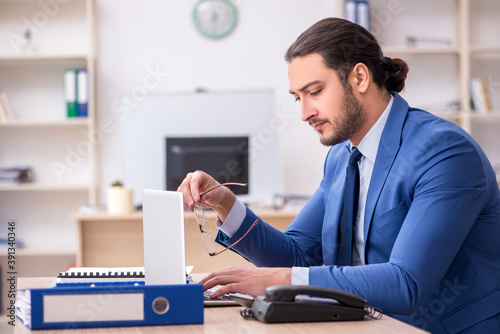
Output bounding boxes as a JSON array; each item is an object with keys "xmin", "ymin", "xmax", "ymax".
[
  {"xmin": 142, "ymin": 189, "xmax": 186, "ymax": 285},
  {"xmin": 142, "ymin": 189, "xmax": 241, "ymax": 306}
]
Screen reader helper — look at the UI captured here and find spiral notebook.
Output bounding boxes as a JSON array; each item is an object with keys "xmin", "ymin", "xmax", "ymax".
[
  {"xmin": 56, "ymin": 267, "xmax": 145, "ymax": 286},
  {"xmin": 56, "ymin": 266, "xmax": 196, "ymax": 286}
]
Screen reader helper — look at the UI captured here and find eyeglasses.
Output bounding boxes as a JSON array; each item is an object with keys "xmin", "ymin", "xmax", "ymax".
[{"xmin": 194, "ymin": 182, "xmax": 259, "ymax": 256}]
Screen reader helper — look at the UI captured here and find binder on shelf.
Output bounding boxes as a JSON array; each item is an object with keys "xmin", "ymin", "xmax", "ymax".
[
  {"xmin": 77, "ymin": 68, "xmax": 88, "ymax": 117},
  {"xmin": 344, "ymin": 0, "xmax": 356, "ymax": 24},
  {"xmin": 0, "ymin": 235, "xmax": 23, "ymax": 252},
  {"xmin": 64, "ymin": 69, "xmax": 78, "ymax": 118},
  {"xmin": 344, "ymin": 0, "xmax": 370, "ymax": 31},
  {"xmin": 16, "ymin": 283, "xmax": 204, "ymax": 329}
]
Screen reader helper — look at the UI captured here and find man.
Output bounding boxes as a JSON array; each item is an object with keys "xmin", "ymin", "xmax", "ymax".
[{"xmin": 178, "ymin": 18, "xmax": 500, "ymax": 333}]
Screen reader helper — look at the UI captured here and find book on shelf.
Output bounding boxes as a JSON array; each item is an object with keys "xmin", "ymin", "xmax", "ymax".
[
  {"xmin": 0, "ymin": 166, "xmax": 33, "ymax": 183},
  {"xmin": 0, "ymin": 89, "xmax": 14, "ymax": 123},
  {"xmin": 470, "ymin": 78, "xmax": 493, "ymax": 114},
  {"xmin": 0, "ymin": 96, "xmax": 8, "ymax": 123}
]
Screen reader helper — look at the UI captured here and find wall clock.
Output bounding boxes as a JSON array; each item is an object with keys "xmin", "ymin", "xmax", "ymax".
[{"xmin": 193, "ymin": 0, "xmax": 238, "ymax": 39}]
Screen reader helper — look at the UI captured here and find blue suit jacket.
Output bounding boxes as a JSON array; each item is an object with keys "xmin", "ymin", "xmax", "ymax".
[{"xmin": 216, "ymin": 93, "xmax": 500, "ymax": 333}]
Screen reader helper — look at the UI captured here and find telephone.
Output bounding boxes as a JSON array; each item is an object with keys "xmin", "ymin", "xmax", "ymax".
[{"xmin": 241, "ymin": 285, "xmax": 382, "ymax": 323}]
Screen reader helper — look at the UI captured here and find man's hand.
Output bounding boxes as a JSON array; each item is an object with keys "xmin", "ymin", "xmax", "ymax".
[
  {"xmin": 199, "ymin": 266, "xmax": 292, "ymax": 298},
  {"xmin": 177, "ymin": 170, "xmax": 235, "ymax": 221}
]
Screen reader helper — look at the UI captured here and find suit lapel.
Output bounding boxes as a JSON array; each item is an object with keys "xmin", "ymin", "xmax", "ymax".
[{"xmin": 363, "ymin": 93, "xmax": 409, "ymax": 246}]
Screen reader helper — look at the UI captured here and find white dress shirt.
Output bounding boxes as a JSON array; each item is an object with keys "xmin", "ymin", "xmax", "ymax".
[{"xmin": 217, "ymin": 95, "xmax": 394, "ymax": 285}]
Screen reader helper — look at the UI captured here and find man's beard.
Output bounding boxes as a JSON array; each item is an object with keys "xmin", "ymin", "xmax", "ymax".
[{"xmin": 317, "ymin": 85, "xmax": 366, "ymax": 147}]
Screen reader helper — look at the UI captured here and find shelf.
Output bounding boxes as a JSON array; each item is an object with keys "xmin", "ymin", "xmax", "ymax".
[
  {"xmin": 470, "ymin": 112, "xmax": 500, "ymax": 121},
  {"xmin": 0, "ymin": 118, "xmax": 89, "ymax": 128},
  {"xmin": 382, "ymin": 46, "xmax": 460, "ymax": 55},
  {"xmin": 0, "ymin": 248, "xmax": 75, "ymax": 257},
  {"xmin": 0, "ymin": 54, "xmax": 89, "ymax": 64},
  {"xmin": 470, "ymin": 46, "xmax": 500, "ymax": 54},
  {"xmin": 71, "ymin": 210, "xmax": 144, "ymax": 221},
  {"xmin": 0, "ymin": 183, "xmax": 90, "ymax": 192},
  {"xmin": 432, "ymin": 111, "xmax": 461, "ymax": 122}
]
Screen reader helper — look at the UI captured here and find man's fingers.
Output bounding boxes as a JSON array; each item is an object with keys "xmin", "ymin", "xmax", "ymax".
[
  {"xmin": 199, "ymin": 267, "xmax": 243, "ymax": 284},
  {"xmin": 201, "ymin": 267, "xmax": 290, "ymax": 299},
  {"xmin": 202, "ymin": 273, "xmax": 239, "ymax": 290},
  {"xmin": 177, "ymin": 172, "xmax": 195, "ymax": 211},
  {"xmin": 189, "ymin": 173, "xmax": 202, "ymax": 204},
  {"xmin": 207, "ymin": 283, "xmax": 241, "ymax": 299},
  {"xmin": 199, "ymin": 268, "xmax": 245, "ymax": 298}
]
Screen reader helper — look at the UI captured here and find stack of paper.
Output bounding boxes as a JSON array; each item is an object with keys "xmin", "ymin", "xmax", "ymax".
[
  {"xmin": 16, "ymin": 290, "xmax": 32, "ymax": 328},
  {"xmin": 470, "ymin": 78, "xmax": 493, "ymax": 113}
]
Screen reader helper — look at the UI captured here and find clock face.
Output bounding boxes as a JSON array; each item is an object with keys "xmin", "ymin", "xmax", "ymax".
[{"xmin": 193, "ymin": 0, "xmax": 237, "ymax": 39}]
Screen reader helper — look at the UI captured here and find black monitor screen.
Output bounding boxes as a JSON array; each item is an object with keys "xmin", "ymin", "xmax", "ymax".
[{"xmin": 166, "ymin": 137, "xmax": 249, "ymax": 195}]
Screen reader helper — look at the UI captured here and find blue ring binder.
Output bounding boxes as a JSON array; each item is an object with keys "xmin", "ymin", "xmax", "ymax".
[{"xmin": 17, "ymin": 284, "xmax": 204, "ymax": 329}]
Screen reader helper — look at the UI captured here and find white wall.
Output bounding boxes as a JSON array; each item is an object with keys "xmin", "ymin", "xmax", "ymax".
[{"xmin": 95, "ymin": 0, "xmax": 341, "ymax": 204}]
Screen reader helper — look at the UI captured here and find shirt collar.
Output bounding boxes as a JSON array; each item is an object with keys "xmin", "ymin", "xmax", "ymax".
[{"xmin": 352, "ymin": 95, "xmax": 394, "ymax": 163}]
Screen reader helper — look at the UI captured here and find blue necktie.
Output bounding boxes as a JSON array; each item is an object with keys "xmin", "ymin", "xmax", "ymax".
[{"xmin": 337, "ymin": 147, "xmax": 363, "ymax": 266}]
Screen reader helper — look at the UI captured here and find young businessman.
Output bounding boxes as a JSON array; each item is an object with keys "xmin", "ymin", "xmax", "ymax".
[{"xmin": 178, "ymin": 18, "xmax": 500, "ymax": 333}]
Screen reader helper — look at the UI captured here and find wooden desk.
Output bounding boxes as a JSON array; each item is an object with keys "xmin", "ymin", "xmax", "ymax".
[
  {"xmin": 14, "ymin": 276, "xmax": 428, "ymax": 334},
  {"xmin": 72, "ymin": 209, "xmax": 298, "ymax": 273}
]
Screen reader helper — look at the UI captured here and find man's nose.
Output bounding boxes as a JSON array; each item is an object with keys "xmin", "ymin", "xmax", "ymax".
[{"xmin": 300, "ymin": 100, "xmax": 317, "ymax": 122}]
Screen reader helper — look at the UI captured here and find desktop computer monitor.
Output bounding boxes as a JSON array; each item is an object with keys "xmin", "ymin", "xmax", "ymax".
[{"xmin": 166, "ymin": 136, "xmax": 249, "ymax": 195}]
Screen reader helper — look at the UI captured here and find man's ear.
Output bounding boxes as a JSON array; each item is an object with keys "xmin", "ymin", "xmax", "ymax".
[{"xmin": 350, "ymin": 63, "xmax": 370, "ymax": 94}]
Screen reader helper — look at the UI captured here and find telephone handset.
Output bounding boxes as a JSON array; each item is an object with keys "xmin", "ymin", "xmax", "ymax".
[
  {"xmin": 266, "ymin": 285, "xmax": 367, "ymax": 308},
  {"xmin": 242, "ymin": 285, "xmax": 382, "ymax": 323}
]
